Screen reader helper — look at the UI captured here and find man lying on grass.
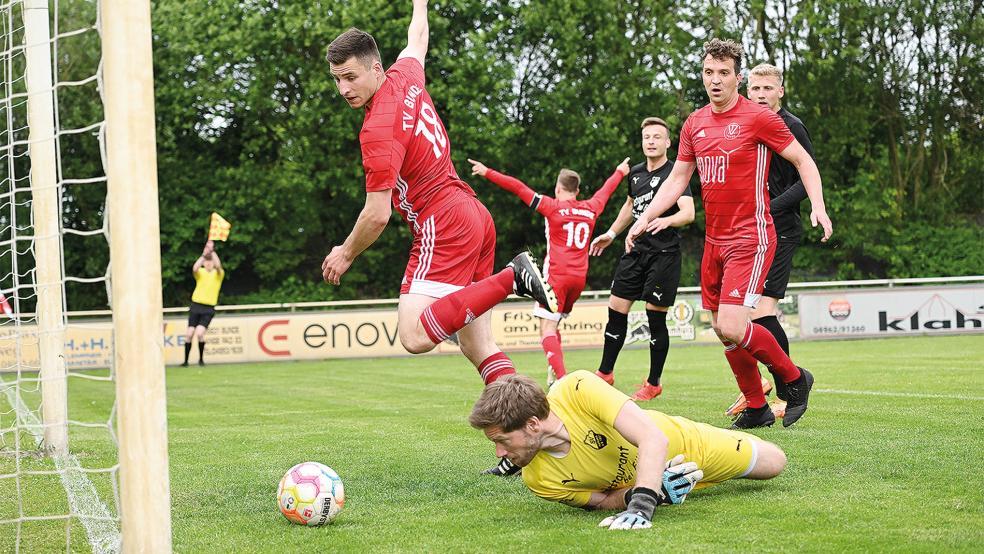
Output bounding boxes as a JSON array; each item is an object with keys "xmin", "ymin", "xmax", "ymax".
[{"xmin": 469, "ymin": 371, "xmax": 787, "ymax": 530}]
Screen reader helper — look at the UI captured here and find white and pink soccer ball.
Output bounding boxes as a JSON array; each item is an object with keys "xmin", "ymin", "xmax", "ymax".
[{"xmin": 277, "ymin": 462, "xmax": 345, "ymax": 526}]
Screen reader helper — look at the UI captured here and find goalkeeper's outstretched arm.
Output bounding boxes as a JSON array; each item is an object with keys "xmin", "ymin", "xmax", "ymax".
[{"xmin": 398, "ymin": 0, "xmax": 429, "ymax": 67}]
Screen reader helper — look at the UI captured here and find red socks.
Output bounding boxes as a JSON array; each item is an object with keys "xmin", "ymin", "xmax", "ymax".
[
  {"xmin": 419, "ymin": 268, "xmax": 514, "ymax": 343},
  {"xmin": 723, "ymin": 342, "xmax": 768, "ymax": 408},
  {"xmin": 740, "ymin": 322, "xmax": 801, "ymax": 383},
  {"xmin": 541, "ymin": 333, "xmax": 566, "ymax": 378},
  {"xmin": 478, "ymin": 352, "xmax": 515, "ymax": 384}
]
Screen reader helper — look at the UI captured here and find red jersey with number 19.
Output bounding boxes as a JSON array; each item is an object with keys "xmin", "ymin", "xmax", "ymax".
[
  {"xmin": 677, "ymin": 95, "xmax": 794, "ymax": 245},
  {"xmin": 360, "ymin": 57, "xmax": 475, "ymax": 234}
]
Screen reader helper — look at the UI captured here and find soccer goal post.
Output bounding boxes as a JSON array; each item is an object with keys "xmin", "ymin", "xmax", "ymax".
[{"xmin": 102, "ymin": 0, "xmax": 173, "ymax": 551}]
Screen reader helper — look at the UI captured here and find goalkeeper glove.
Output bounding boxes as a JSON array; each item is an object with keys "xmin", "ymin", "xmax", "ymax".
[
  {"xmin": 660, "ymin": 454, "xmax": 703, "ymax": 505},
  {"xmin": 621, "ymin": 455, "xmax": 704, "ymax": 507},
  {"xmin": 598, "ymin": 487, "xmax": 658, "ymax": 530}
]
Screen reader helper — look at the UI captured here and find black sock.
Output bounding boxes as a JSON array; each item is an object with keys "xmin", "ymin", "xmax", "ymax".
[
  {"xmin": 753, "ymin": 315, "xmax": 789, "ymax": 355},
  {"xmin": 598, "ymin": 308, "xmax": 628, "ymax": 374},
  {"xmin": 183, "ymin": 342, "xmax": 192, "ymax": 364},
  {"xmin": 198, "ymin": 340, "xmax": 205, "ymax": 362},
  {"xmin": 646, "ymin": 310, "xmax": 669, "ymax": 386}
]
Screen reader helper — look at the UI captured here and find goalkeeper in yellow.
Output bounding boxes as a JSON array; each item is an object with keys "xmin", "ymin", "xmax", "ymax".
[{"xmin": 469, "ymin": 371, "xmax": 787, "ymax": 530}]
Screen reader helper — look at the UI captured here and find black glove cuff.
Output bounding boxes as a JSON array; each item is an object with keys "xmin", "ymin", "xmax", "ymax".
[
  {"xmin": 623, "ymin": 487, "xmax": 635, "ymax": 505},
  {"xmin": 625, "ymin": 486, "xmax": 659, "ymax": 520}
]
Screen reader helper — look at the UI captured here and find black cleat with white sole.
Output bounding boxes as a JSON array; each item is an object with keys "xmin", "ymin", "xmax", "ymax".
[
  {"xmin": 508, "ymin": 252, "xmax": 558, "ymax": 313},
  {"xmin": 782, "ymin": 367, "xmax": 814, "ymax": 427}
]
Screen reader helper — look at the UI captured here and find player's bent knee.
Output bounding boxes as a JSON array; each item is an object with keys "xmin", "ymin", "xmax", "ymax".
[
  {"xmin": 746, "ymin": 440, "xmax": 786, "ymax": 480},
  {"xmin": 399, "ymin": 331, "xmax": 436, "ymax": 355}
]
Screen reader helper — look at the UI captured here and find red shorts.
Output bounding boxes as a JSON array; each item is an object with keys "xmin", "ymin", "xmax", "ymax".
[
  {"xmin": 700, "ymin": 239, "xmax": 776, "ymax": 312},
  {"xmin": 532, "ymin": 274, "xmax": 585, "ymax": 321},
  {"xmin": 401, "ymin": 196, "xmax": 496, "ymax": 297}
]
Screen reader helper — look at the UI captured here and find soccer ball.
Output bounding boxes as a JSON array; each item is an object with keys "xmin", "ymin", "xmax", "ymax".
[{"xmin": 277, "ymin": 462, "xmax": 345, "ymax": 526}]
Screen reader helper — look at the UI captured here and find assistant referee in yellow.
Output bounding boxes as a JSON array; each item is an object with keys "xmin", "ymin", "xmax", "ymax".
[
  {"xmin": 182, "ymin": 240, "xmax": 224, "ymax": 367},
  {"xmin": 469, "ymin": 371, "xmax": 788, "ymax": 530}
]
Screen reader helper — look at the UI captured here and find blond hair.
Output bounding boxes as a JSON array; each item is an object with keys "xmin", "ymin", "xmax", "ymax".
[
  {"xmin": 641, "ymin": 117, "xmax": 671, "ymax": 137},
  {"xmin": 468, "ymin": 374, "xmax": 549, "ymax": 432},
  {"xmin": 749, "ymin": 63, "xmax": 783, "ymax": 86},
  {"xmin": 556, "ymin": 168, "xmax": 581, "ymax": 193}
]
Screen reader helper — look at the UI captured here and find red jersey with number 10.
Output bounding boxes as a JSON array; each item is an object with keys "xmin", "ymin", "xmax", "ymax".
[
  {"xmin": 677, "ymin": 95, "xmax": 794, "ymax": 245},
  {"xmin": 484, "ymin": 169, "xmax": 625, "ymax": 279},
  {"xmin": 360, "ymin": 57, "xmax": 475, "ymax": 234}
]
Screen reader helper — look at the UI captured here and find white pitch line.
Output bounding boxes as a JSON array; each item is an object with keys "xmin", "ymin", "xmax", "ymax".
[
  {"xmin": 0, "ymin": 378, "xmax": 121, "ymax": 554},
  {"xmin": 816, "ymin": 388, "xmax": 984, "ymax": 402}
]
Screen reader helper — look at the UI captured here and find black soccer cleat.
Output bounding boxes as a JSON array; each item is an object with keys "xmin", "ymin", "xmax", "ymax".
[
  {"xmin": 730, "ymin": 404, "xmax": 776, "ymax": 429},
  {"xmin": 769, "ymin": 369, "xmax": 789, "ymax": 401},
  {"xmin": 482, "ymin": 456, "xmax": 521, "ymax": 477},
  {"xmin": 508, "ymin": 252, "xmax": 558, "ymax": 313},
  {"xmin": 781, "ymin": 367, "xmax": 814, "ymax": 427}
]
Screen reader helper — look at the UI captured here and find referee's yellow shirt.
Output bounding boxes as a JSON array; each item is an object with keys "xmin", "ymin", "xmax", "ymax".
[
  {"xmin": 521, "ymin": 370, "xmax": 755, "ymax": 507},
  {"xmin": 191, "ymin": 267, "xmax": 224, "ymax": 306}
]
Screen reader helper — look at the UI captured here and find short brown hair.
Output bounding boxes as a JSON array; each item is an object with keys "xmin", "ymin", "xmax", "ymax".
[
  {"xmin": 703, "ymin": 38, "xmax": 744, "ymax": 75},
  {"xmin": 641, "ymin": 117, "xmax": 670, "ymax": 136},
  {"xmin": 468, "ymin": 374, "xmax": 550, "ymax": 432},
  {"xmin": 749, "ymin": 63, "xmax": 783, "ymax": 86},
  {"xmin": 326, "ymin": 27, "xmax": 381, "ymax": 67},
  {"xmin": 556, "ymin": 169, "xmax": 581, "ymax": 193}
]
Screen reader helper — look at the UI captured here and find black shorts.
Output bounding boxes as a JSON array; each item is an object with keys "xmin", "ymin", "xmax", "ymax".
[
  {"xmin": 762, "ymin": 240, "xmax": 799, "ymax": 299},
  {"xmin": 187, "ymin": 302, "xmax": 216, "ymax": 328},
  {"xmin": 609, "ymin": 249, "xmax": 682, "ymax": 307}
]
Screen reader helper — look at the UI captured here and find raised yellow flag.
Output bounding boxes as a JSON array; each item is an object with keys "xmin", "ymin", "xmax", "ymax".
[{"xmin": 208, "ymin": 212, "xmax": 232, "ymax": 241}]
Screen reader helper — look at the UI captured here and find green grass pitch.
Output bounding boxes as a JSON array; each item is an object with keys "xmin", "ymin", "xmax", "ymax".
[{"xmin": 2, "ymin": 334, "xmax": 983, "ymax": 552}]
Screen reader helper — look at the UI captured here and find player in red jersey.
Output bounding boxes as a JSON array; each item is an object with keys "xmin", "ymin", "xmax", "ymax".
[
  {"xmin": 468, "ymin": 158, "xmax": 630, "ymax": 385},
  {"xmin": 322, "ymin": 0, "xmax": 556, "ymax": 393},
  {"xmin": 627, "ymin": 39, "xmax": 832, "ymax": 429}
]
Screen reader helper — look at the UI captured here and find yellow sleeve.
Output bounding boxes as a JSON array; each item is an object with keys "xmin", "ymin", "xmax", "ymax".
[{"xmin": 562, "ymin": 371, "xmax": 631, "ymax": 427}]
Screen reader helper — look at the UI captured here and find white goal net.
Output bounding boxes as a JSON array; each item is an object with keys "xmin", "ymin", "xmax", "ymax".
[{"xmin": 0, "ymin": 1, "xmax": 170, "ymax": 551}]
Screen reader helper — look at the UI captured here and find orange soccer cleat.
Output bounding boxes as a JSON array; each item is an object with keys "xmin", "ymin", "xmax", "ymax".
[
  {"xmin": 595, "ymin": 371, "xmax": 615, "ymax": 386},
  {"xmin": 771, "ymin": 400, "xmax": 787, "ymax": 419},
  {"xmin": 724, "ymin": 377, "xmax": 774, "ymax": 418},
  {"xmin": 630, "ymin": 382, "xmax": 663, "ymax": 401}
]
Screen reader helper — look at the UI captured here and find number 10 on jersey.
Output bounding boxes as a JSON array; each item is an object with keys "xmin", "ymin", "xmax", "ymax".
[{"xmin": 563, "ymin": 222, "xmax": 590, "ymax": 249}]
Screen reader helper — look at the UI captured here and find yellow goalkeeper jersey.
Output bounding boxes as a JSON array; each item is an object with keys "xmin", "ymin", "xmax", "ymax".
[
  {"xmin": 521, "ymin": 370, "xmax": 754, "ymax": 508},
  {"xmin": 191, "ymin": 267, "xmax": 224, "ymax": 306}
]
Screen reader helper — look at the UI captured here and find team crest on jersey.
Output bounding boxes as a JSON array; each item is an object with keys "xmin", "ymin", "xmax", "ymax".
[
  {"xmin": 725, "ymin": 122, "xmax": 741, "ymax": 140},
  {"xmin": 632, "ymin": 176, "xmax": 639, "ymax": 184},
  {"xmin": 583, "ymin": 430, "xmax": 608, "ymax": 450}
]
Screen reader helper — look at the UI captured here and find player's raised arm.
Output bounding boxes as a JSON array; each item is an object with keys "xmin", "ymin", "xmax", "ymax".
[
  {"xmin": 777, "ymin": 140, "xmax": 832, "ymax": 242},
  {"xmin": 625, "ymin": 161, "xmax": 695, "ymax": 250},
  {"xmin": 469, "ymin": 159, "xmax": 539, "ymax": 208},
  {"xmin": 397, "ymin": 0, "xmax": 429, "ymax": 67}
]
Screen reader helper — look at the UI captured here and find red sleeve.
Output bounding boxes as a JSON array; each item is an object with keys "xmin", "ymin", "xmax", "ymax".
[
  {"xmin": 677, "ymin": 115, "xmax": 696, "ymax": 162},
  {"xmin": 588, "ymin": 169, "xmax": 626, "ymax": 212},
  {"xmin": 755, "ymin": 109, "xmax": 794, "ymax": 153},
  {"xmin": 485, "ymin": 168, "xmax": 550, "ymax": 212},
  {"xmin": 391, "ymin": 57, "xmax": 425, "ymax": 86},
  {"xmin": 361, "ymin": 84, "xmax": 408, "ymax": 192}
]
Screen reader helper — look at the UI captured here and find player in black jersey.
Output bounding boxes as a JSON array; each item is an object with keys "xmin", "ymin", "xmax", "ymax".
[
  {"xmin": 724, "ymin": 63, "xmax": 818, "ymax": 419},
  {"xmin": 589, "ymin": 117, "xmax": 695, "ymax": 401}
]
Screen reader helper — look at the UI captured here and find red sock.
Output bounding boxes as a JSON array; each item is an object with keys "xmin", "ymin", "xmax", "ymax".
[
  {"xmin": 723, "ymin": 341, "xmax": 767, "ymax": 408},
  {"xmin": 419, "ymin": 268, "xmax": 514, "ymax": 343},
  {"xmin": 478, "ymin": 352, "xmax": 515, "ymax": 384},
  {"xmin": 740, "ymin": 323, "xmax": 801, "ymax": 383},
  {"xmin": 541, "ymin": 334, "xmax": 566, "ymax": 377}
]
